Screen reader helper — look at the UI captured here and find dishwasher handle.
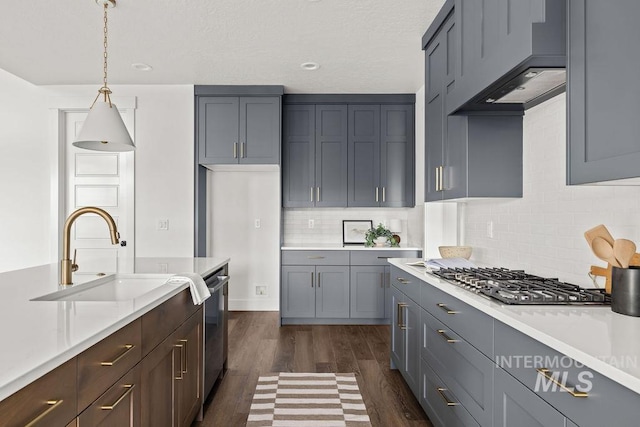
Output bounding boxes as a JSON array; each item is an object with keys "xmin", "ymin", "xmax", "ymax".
[{"xmin": 207, "ymin": 275, "xmax": 230, "ymax": 293}]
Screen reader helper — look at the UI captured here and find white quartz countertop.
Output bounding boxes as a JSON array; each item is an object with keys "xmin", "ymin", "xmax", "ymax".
[
  {"xmin": 389, "ymin": 258, "xmax": 640, "ymax": 395},
  {"xmin": 281, "ymin": 244, "xmax": 422, "ymax": 251},
  {"xmin": 0, "ymin": 257, "xmax": 229, "ymax": 401}
]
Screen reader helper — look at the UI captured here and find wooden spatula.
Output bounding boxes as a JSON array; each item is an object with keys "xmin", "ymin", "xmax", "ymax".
[
  {"xmin": 584, "ymin": 224, "xmax": 615, "ymax": 247},
  {"xmin": 613, "ymin": 239, "xmax": 637, "ymax": 268},
  {"xmin": 592, "ymin": 236, "xmax": 621, "ymax": 267}
]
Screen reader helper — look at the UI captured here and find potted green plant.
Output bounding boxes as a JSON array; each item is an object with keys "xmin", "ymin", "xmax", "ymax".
[{"xmin": 365, "ymin": 223, "xmax": 399, "ymax": 247}]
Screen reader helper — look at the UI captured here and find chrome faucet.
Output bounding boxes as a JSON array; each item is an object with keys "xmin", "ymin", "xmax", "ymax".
[{"xmin": 60, "ymin": 206, "xmax": 119, "ymax": 285}]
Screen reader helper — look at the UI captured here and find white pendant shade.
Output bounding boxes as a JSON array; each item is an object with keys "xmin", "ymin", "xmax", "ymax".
[{"xmin": 73, "ymin": 101, "xmax": 135, "ymax": 152}]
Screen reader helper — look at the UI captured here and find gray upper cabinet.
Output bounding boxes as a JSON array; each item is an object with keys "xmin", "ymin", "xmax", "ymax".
[
  {"xmin": 282, "ymin": 105, "xmax": 316, "ymax": 207},
  {"xmin": 567, "ymin": 0, "xmax": 640, "ymax": 184},
  {"xmin": 282, "ymin": 104, "xmax": 348, "ymax": 208},
  {"xmin": 424, "ymin": 9, "xmax": 523, "ymax": 202},
  {"xmin": 198, "ymin": 96, "xmax": 280, "ymax": 165},
  {"xmin": 349, "ymin": 104, "xmax": 415, "ymax": 207}
]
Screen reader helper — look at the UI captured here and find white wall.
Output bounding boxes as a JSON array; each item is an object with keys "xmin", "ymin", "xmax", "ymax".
[
  {"xmin": 0, "ymin": 69, "xmax": 50, "ymax": 273},
  {"xmin": 462, "ymin": 93, "xmax": 640, "ymax": 287}
]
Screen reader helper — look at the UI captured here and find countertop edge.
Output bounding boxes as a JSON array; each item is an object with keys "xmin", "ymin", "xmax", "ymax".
[
  {"xmin": 388, "ymin": 258, "xmax": 640, "ymax": 395},
  {"xmin": 281, "ymin": 246, "xmax": 423, "ymax": 251}
]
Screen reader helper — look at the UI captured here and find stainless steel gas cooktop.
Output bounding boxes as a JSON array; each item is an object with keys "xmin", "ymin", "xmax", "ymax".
[{"xmin": 431, "ymin": 267, "xmax": 611, "ymax": 306}]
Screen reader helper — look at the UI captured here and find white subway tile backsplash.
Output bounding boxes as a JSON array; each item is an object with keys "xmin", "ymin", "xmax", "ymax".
[{"xmin": 463, "ymin": 93, "xmax": 640, "ymax": 287}]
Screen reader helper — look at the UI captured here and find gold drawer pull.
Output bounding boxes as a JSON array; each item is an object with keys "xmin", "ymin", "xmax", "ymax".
[
  {"xmin": 398, "ymin": 303, "xmax": 408, "ymax": 330},
  {"xmin": 436, "ymin": 387, "xmax": 459, "ymax": 406},
  {"xmin": 101, "ymin": 344, "xmax": 135, "ymax": 366},
  {"xmin": 437, "ymin": 303, "xmax": 459, "ymax": 314},
  {"xmin": 437, "ymin": 329, "xmax": 460, "ymax": 343},
  {"xmin": 174, "ymin": 343, "xmax": 184, "ymax": 380},
  {"xmin": 307, "ymin": 256, "xmax": 325, "ymax": 259},
  {"xmin": 25, "ymin": 400, "xmax": 64, "ymax": 427},
  {"xmin": 179, "ymin": 339, "xmax": 188, "ymax": 374},
  {"xmin": 101, "ymin": 384, "xmax": 134, "ymax": 410},
  {"xmin": 397, "ymin": 277, "xmax": 411, "ymax": 284},
  {"xmin": 536, "ymin": 368, "xmax": 589, "ymax": 398}
]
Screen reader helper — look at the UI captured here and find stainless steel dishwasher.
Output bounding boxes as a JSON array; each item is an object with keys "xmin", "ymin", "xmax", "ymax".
[{"xmin": 203, "ymin": 266, "xmax": 229, "ymax": 401}]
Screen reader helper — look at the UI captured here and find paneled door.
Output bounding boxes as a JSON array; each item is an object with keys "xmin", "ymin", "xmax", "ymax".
[{"xmin": 64, "ymin": 111, "xmax": 134, "ymax": 280}]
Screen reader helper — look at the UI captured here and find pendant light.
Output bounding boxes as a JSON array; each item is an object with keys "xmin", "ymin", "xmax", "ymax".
[{"xmin": 73, "ymin": 0, "xmax": 135, "ymax": 152}]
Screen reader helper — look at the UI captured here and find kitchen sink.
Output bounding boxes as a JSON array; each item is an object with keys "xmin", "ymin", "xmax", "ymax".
[{"xmin": 31, "ymin": 274, "xmax": 174, "ymax": 302}]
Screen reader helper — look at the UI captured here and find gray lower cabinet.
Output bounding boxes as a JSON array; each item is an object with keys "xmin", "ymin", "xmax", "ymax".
[
  {"xmin": 348, "ymin": 104, "xmax": 415, "ymax": 207},
  {"xmin": 282, "ymin": 104, "xmax": 348, "ymax": 207},
  {"xmin": 567, "ymin": 0, "xmax": 640, "ymax": 184},
  {"xmin": 390, "ymin": 284, "xmax": 420, "ymax": 397},
  {"xmin": 197, "ymin": 96, "xmax": 280, "ymax": 165},
  {"xmin": 494, "ymin": 367, "xmax": 566, "ymax": 427},
  {"xmin": 281, "ymin": 265, "xmax": 349, "ymax": 319},
  {"xmin": 350, "ymin": 266, "xmax": 386, "ymax": 319}
]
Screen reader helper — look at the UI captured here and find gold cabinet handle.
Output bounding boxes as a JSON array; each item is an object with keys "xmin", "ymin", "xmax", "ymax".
[
  {"xmin": 439, "ymin": 166, "xmax": 444, "ymax": 191},
  {"xmin": 241, "ymin": 142, "xmax": 245, "ymax": 158},
  {"xmin": 398, "ymin": 303, "xmax": 408, "ymax": 330},
  {"xmin": 382, "ymin": 187, "xmax": 386, "ymax": 202},
  {"xmin": 310, "ymin": 187, "xmax": 314, "ymax": 202},
  {"xmin": 376, "ymin": 187, "xmax": 379, "ymax": 202},
  {"xmin": 436, "ymin": 387, "xmax": 460, "ymax": 406},
  {"xmin": 101, "ymin": 384, "xmax": 134, "ymax": 410},
  {"xmin": 233, "ymin": 142, "xmax": 238, "ymax": 159},
  {"xmin": 437, "ymin": 329, "xmax": 460, "ymax": 343},
  {"xmin": 317, "ymin": 272, "xmax": 321, "ymax": 288},
  {"xmin": 179, "ymin": 339, "xmax": 188, "ymax": 373},
  {"xmin": 25, "ymin": 400, "xmax": 64, "ymax": 427},
  {"xmin": 397, "ymin": 277, "xmax": 411, "ymax": 284},
  {"xmin": 101, "ymin": 344, "xmax": 135, "ymax": 366},
  {"xmin": 435, "ymin": 168, "xmax": 439, "ymax": 192},
  {"xmin": 317, "ymin": 187, "xmax": 320, "ymax": 202},
  {"xmin": 437, "ymin": 303, "xmax": 459, "ymax": 314},
  {"xmin": 311, "ymin": 272, "xmax": 314, "ymax": 288},
  {"xmin": 536, "ymin": 368, "xmax": 589, "ymax": 398},
  {"xmin": 174, "ymin": 343, "xmax": 184, "ymax": 380},
  {"xmin": 307, "ymin": 256, "xmax": 325, "ymax": 259}
]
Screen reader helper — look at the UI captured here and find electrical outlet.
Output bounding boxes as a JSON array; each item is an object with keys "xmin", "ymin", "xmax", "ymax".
[
  {"xmin": 486, "ymin": 221, "xmax": 494, "ymax": 239},
  {"xmin": 158, "ymin": 263, "xmax": 168, "ymax": 274},
  {"xmin": 308, "ymin": 219, "xmax": 314, "ymax": 229},
  {"xmin": 256, "ymin": 286, "xmax": 267, "ymax": 296},
  {"xmin": 158, "ymin": 219, "xmax": 169, "ymax": 231},
  {"xmin": 255, "ymin": 219, "xmax": 261, "ymax": 229}
]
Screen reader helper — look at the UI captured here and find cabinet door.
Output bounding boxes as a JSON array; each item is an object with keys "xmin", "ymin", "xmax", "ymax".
[
  {"xmin": 315, "ymin": 266, "xmax": 350, "ymax": 318},
  {"xmin": 494, "ymin": 368, "xmax": 566, "ymax": 427},
  {"xmin": 315, "ymin": 105, "xmax": 348, "ymax": 207},
  {"xmin": 281, "ymin": 266, "xmax": 316, "ymax": 318},
  {"xmin": 140, "ymin": 336, "xmax": 179, "ymax": 427},
  {"xmin": 78, "ymin": 365, "xmax": 141, "ymax": 427},
  {"xmin": 442, "ymin": 114, "xmax": 468, "ymax": 200},
  {"xmin": 381, "ymin": 104, "xmax": 415, "ymax": 207},
  {"xmin": 567, "ymin": 0, "xmax": 640, "ymax": 184},
  {"xmin": 350, "ymin": 266, "xmax": 386, "ymax": 318},
  {"xmin": 239, "ymin": 97, "xmax": 280, "ymax": 164},
  {"xmin": 348, "ymin": 104, "xmax": 381, "ymax": 207},
  {"xmin": 425, "ymin": 33, "xmax": 446, "ymax": 202},
  {"xmin": 282, "ymin": 105, "xmax": 316, "ymax": 207},
  {"xmin": 175, "ymin": 310, "xmax": 203, "ymax": 427},
  {"xmin": 198, "ymin": 97, "xmax": 240, "ymax": 164}
]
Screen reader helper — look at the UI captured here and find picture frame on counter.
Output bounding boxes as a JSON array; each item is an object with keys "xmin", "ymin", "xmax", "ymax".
[{"xmin": 342, "ymin": 220, "xmax": 373, "ymax": 245}]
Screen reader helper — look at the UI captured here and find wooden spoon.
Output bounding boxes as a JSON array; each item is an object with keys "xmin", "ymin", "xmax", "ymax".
[
  {"xmin": 592, "ymin": 236, "xmax": 621, "ymax": 267},
  {"xmin": 613, "ymin": 239, "xmax": 637, "ymax": 268},
  {"xmin": 584, "ymin": 224, "xmax": 615, "ymax": 247}
]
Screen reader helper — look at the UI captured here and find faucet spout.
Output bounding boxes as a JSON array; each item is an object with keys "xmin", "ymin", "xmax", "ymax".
[{"xmin": 60, "ymin": 206, "xmax": 119, "ymax": 285}]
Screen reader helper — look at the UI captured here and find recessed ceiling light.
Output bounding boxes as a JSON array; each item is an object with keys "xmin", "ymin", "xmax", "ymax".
[
  {"xmin": 301, "ymin": 62, "xmax": 320, "ymax": 71},
  {"xmin": 131, "ymin": 63, "xmax": 153, "ymax": 71}
]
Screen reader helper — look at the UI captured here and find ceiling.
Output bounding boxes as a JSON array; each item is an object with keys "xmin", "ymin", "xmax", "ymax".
[{"xmin": 0, "ymin": 0, "xmax": 444, "ymax": 93}]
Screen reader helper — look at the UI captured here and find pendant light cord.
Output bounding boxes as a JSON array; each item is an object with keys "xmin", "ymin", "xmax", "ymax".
[{"xmin": 90, "ymin": 1, "xmax": 113, "ymax": 108}]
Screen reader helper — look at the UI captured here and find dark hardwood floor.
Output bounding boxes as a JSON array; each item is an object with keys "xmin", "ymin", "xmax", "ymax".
[{"xmin": 194, "ymin": 311, "xmax": 433, "ymax": 427}]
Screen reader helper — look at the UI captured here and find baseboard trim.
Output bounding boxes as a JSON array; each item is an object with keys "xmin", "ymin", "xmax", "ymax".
[{"xmin": 229, "ymin": 298, "xmax": 279, "ymax": 311}]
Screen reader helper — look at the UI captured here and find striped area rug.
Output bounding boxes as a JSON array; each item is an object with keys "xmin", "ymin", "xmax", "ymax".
[{"xmin": 246, "ymin": 372, "xmax": 372, "ymax": 427}]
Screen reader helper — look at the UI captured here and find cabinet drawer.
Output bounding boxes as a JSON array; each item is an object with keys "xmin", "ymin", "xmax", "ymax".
[
  {"xmin": 0, "ymin": 357, "xmax": 77, "ymax": 427},
  {"xmin": 495, "ymin": 320, "xmax": 640, "ymax": 427},
  {"xmin": 421, "ymin": 308, "xmax": 493, "ymax": 427},
  {"xmin": 420, "ymin": 358, "xmax": 481, "ymax": 427},
  {"xmin": 390, "ymin": 265, "xmax": 421, "ymax": 304},
  {"xmin": 281, "ymin": 250, "xmax": 349, "ymax": 266},
  {"xmin": 142, "ymin": 289, "xmax": 199, "ymax": 356},
  {"xmin": 421, "ymin": 279, "xmax": 493, "ymax": 357},
  {"xmin": 78, "ymin": 365, "xmax": 141, "ymax": 426},
  {"xmin": 350, "ymin": 250, "xmax": 420, "ymax": 266},
  {"xmin": 78, "ymin": 318, "xmax": 142, "ymax": 411}
]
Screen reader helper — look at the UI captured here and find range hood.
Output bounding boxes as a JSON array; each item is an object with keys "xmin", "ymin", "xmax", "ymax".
[{"xmin": 482, "ymin": 68, "xmax": 566, "ymax": 107}]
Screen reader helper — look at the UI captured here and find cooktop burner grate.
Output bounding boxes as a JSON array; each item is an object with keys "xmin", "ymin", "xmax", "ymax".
[{"xmin": 431, "ymin": 267, "xmax": 610, "ymax": 305}]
